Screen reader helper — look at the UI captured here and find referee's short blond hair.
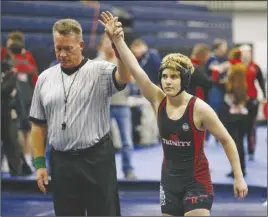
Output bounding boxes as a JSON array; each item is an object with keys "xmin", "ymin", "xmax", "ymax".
[{"xmin": 53, "ymin": 18, "xmax": 83, "ymax": 41}]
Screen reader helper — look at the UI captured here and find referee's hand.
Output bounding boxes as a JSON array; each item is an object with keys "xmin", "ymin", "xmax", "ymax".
[{"xmin": 36, "ymin": 168, "xmax": 49, "ymax": 193}]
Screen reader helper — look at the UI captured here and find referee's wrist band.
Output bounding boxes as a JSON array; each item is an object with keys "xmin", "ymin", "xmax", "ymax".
[{"xmin": 34, "ymin": 157, "xmax": 46, "ymax": 169}]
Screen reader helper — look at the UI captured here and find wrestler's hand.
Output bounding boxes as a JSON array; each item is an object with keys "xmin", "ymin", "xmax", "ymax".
[
  {"xmin": 99, "ymin": 11, "xmax": 124, "ymax": 41},
  {"xmin": 36, "ymin": 168, "xmax": 49, "ymax": 193},
  {"xmin": 234, "ymin": 177, "xmax": 248, "ymax": 200}
]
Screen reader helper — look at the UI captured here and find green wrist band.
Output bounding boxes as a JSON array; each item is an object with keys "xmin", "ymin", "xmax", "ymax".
[{"xmin": 34, "ymin": 157, "xmax": 46, "ymax": 169}]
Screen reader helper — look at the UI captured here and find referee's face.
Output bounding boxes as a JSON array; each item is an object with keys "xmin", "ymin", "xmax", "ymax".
[{"xmin": 54, "ymin": 32, "xmax": 84, "ymax": 68}]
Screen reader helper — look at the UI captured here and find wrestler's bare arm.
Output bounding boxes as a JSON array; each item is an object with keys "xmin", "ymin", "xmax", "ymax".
[
  {"xmin": 194, "ymin": 99, "xmax": 242, "ymax": 177},
  {"xmin": 99, "ymin": 12, "xmax": 165, "ymax": 110},
  {"xmin": 194, "ymin": 99, "xmax": 248, "ymax": 199}
]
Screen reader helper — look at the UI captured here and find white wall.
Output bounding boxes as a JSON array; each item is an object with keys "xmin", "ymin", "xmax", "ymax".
[
  {"xmin": 232, "ymin": 11, "xmax": 267, "ymax": 73},
  {"xmin": 232, "ymin": 11, "xmax": 267, "ymax": 43},
  {"xmin": 232, "ymin": 11, "xmax": 267, "ymax": 115}
]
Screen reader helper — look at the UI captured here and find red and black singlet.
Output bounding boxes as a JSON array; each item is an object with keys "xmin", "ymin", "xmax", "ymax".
[{"xmin": 158, "ymin": 96, "xmax": 213, "ymax": 195}]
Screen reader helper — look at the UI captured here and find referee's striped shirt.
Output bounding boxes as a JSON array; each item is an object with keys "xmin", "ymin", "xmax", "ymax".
[{"xmin": 29, "ymin": 58, "xmax": 125, "ymax": 151}]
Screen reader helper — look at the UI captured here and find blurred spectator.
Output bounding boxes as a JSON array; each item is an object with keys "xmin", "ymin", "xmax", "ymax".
[
  {"xmin": 130, "ymin": 39, "xmax": 161, "ymax": 85},
  {"xmin": 228, "ymin": 47, "xmax": 242, "ymax": 65},
  {"xmin": 189, "ymin": 43, "xmax": 217, "ymax": 103},
  {"xmin": 1, "ymin": 53, "xmax": 32, "ymax": 176},
  {"xmin": 95, "ymin": 34, "xmax": 136, "ymax": 179},
  {"xmin": 130, "ymin": 39, "xmax": 161, "ymax": 145},
  {"xmin": 206, "ymin": 39, "xmax": 229, "ymax": 115},
  {"xmin": 209, "ymin": 47, "xmax": 242, "ymax": 77},
  {"xmin": 204, "ymin": 39, "xmax": 228, "ymax": 145},
  {"xmin": 6, "ymin": 31, "xmax": 38, "ymax": 84},
  {"xmin": 239, "ymin": 44, "xmax": 267, "ymax": 161},
  {"xmin": 219, "ymin": 62, "xmax": 248, "ymax": 177},
  {"xmin": 4, "ymin": 31, "xmax": 38, "ymax": 167},
  {"xmin": 189, "ymin": 43, "xmax": 226, "ymax": 145}
]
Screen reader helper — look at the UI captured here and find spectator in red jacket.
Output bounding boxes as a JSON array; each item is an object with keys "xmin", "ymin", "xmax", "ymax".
[
  {"xmin": 6, "ymin": 31, "xmax": 38, "ymax": 86},
  {"xmin": 4, "ymin": 31, "xmax": 39, "ymax": 168}
]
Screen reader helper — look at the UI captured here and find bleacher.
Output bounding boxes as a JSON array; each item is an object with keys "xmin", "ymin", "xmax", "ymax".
[
  {"xmin": 1, "ymin": 3, "xmax": 267, "ymax": 215},
  {"xmin": 2, "ymin": 1, "xmax": 233, "ymax": 46},
  {"xmin": 1, "ymin": 1, "xmax": 233, "ymax": 71},
  {"xmin": 105, "ymin": 1, "xmax": 209, "ymax": 12}
]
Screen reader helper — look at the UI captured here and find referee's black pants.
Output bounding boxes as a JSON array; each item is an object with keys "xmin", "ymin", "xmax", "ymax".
[{"xmin": 50, "ymin": 134, "xmax": 121, "ymax": 216}]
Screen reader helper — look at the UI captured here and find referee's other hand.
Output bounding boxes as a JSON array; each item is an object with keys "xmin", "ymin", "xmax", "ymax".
[{"xmin": 36, "ymin": 168, "xmax": 49, "ymax": 193}]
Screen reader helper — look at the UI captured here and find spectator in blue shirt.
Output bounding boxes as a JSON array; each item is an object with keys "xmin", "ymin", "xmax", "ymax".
[
  {"xmin": 130, "ymin": 39, "xmax": 161, "ymax": 86},
  {"xmin": 206, "ymin": 39, "xmax": 229, "ymax": 114},
  {"xmin": 205, "ymin": 39, "xmax": 229, "ymax": 144}
]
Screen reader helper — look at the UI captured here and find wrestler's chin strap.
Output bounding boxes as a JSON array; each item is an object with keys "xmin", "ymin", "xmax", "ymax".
[{"xmin": 172, "ymin": 88, "xmax": 184, "ymax": 97}]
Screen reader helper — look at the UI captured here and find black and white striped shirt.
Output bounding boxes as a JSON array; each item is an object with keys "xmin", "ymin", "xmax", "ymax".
[{"xmin": 30, "ymin": 58, "xmax": 124, "ymax": 151}]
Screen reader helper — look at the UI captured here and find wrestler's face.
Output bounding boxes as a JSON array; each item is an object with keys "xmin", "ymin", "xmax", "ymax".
[
  {"xmin": 54, "ymin": 32, "xmax": 84, "ymax": 68},
  {"xmin": 161, "ymin": 68, "xmax": 181, "ymax": 96}
]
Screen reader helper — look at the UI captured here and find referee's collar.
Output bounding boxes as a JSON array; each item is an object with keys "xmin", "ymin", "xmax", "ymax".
[{"xmin": 61, "ymin": 58, "xmax": 88, "ymax": 75}]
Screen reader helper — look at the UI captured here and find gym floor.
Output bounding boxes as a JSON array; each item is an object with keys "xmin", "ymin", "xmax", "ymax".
[
  {"xmin": 1, "ymin": 126, "xmax": 267, "ymax": 216},
  {"xmin": 2, "ymin": 189, "xmax": 267, "ymax": 216}
]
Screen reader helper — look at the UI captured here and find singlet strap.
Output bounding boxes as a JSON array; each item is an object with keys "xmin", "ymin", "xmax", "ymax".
[
  {"xmin": 158, "ymin": 96, "xmax": 167, "ymax": 117},
  {"xmin": 188, "ymin": 96, "xmax": 199, "ymax": 132}
]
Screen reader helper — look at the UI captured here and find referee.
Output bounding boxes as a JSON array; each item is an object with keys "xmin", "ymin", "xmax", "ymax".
[{"xmin": 29, "ymin": 17, "xmax": 130, "ymax": 216}]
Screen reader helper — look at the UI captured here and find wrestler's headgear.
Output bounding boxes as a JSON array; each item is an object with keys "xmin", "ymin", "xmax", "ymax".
[{"xmin": 158, "ymin": 64, "xmax": 192, "ymax": 97}]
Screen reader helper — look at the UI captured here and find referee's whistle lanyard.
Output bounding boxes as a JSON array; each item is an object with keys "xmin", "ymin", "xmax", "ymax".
[{"xmin": 60, "ymin": 68, "xmax": 80, "ymax": 130}]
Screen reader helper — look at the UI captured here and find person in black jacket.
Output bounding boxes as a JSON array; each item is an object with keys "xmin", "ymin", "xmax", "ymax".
[
  {"xmin": 188, "ymin": 43, "xmax": 224, "ymax": 103},
  {"xmin": 188, "ymin": 43, "xmax": 226, "ymax": 145},
  {"xmin": 1, "ymin": 53, "xmax": 32, "ymax": 176}
]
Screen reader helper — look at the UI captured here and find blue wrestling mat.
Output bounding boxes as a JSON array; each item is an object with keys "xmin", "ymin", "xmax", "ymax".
[
  {"xmin": 2, "ymin": 187, "xmax": 267, "ymax": 216},
  {"xmin": 1, "ymin": 127, "xmax": 267, "ymax": 216}
]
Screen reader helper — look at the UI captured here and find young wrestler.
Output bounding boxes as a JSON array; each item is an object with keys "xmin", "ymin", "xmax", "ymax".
[{"xmin": 99, "ymin": 11, "xmax": 248, "ymax": 216}]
